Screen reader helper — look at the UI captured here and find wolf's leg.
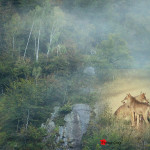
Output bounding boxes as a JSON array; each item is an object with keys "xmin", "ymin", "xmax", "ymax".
[
  {"xmin": 131, "ymin": 111, "xmax": 135, "ymax": 126},
  {"xmin": 139, "ymin": 115, "xmax": 142, "ymax": 123},
  {"xmin": 134, "ymin": 112, "xmax": 137, "ymax": 126},
  {"xmin": 134, "ymin": 112, "xmax": 137, "ymax": 122},
  {"xmin": 143, "ymin": 113, "xmax": 149, "ymax": 125},
  {"xmin": 136, "ymin": 114, "xmax": 140, "ymax": 129}
]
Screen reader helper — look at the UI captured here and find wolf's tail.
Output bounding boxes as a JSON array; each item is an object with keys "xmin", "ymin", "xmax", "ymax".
[{"xmin": 114, "ymin": 110, "xmax": 118, "ymax": 116}]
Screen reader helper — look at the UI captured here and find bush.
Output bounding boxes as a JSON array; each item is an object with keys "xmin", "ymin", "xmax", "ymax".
[
  {"xmin": 82, "ymin": 105, "xmax": 150, "ymax": 150},
  {"xmin": 59, "ymin": 102, "xmax": 72, "ymax": 114}
]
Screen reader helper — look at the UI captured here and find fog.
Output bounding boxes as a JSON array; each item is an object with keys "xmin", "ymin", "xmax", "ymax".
[
  {"xmin": 1, "ymin": 1, "xmax": 150, "ymax": 149},
  {"xmin": 1, "ymin": 0, "xmax": 150, "ymax": 68},
  {"xmin": 60, "ymin": 0, "xmax": 150, "ymax": 68}
]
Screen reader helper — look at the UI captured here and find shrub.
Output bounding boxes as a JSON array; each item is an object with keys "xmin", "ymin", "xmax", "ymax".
[{"xmin": 82, "ymin": 105, "xmax": 150, "ymax": 150}]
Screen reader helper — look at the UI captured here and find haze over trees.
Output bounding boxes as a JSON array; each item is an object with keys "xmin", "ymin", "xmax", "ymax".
[{"xmin": 0, "ymin": 0, "xmax": 150, "ymax": 149}]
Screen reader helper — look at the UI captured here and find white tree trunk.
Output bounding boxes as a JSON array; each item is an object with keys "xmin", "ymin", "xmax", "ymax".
[
  {"xmin": 23, "ymin": 22, "xmax": 34, "ymax": 60},
  {"xmin": 25, "ymin": 109, "xmax": 30, "ymax": 131},
  {"xmin": 35, "ymin": 37, "xmax": 36, "ymax": 55},
  {"xmin": 36, "ymin": 29, "xmax": 40, "ymax": 62},
  {"xmin": 47, "ymin": 22, "xmax": 57, "ymax": 56},
  {"xmin": 12, "ymin": 36, "xmax": 14, "ymax": 57}
]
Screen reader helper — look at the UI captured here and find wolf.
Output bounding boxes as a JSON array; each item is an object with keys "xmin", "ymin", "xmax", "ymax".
[
  {"xmin": 114, "ymin": 92, "xmax": 149, "ymax": 120},
  {"xmin": 121, "ymin": 93, "xmax": 150, "ymax": 128}
]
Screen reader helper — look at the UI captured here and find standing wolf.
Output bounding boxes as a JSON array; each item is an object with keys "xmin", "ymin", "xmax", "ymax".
[
  {"xmin": 121, "ymin": 93, "xmax": 150, "ymax": 128},
  {"xmin": 114, "ymin": 93, "xmax": 149, "ymax": 120}
]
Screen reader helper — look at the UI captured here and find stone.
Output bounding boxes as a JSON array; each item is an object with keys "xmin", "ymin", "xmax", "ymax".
[
  {"xmin": 57, "ymin": 104, "xmax": 91, "ymax": 150},
  {"xmin": 41, "ymin": 106, "xmax": 60, "ymax": 135},
  {"xmin": 42, "ymin": 104, "xmax": 91, "ymax": 150},
  {"xmin": 51, "ymin": 106, "xmax": 60, "ymax": 120},
  {"xmin": 83, "ymin": 67, "xmax": 95, "ymax": 76}
]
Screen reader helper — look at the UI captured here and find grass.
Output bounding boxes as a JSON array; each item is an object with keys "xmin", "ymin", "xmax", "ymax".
[{"xmin": 82, "ymin": 105, "xmax": 150, "ymax": 150}]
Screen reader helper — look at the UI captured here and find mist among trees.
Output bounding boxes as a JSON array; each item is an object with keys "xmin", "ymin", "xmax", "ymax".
[{"xmin": 0, "ymin": 0, "xmax": 150, "ymax": 149}]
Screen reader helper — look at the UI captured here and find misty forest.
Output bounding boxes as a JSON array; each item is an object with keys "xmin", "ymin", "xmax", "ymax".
[{"xmin": 1, "ymin": 0, "xmax": 150, "ymax": 150}]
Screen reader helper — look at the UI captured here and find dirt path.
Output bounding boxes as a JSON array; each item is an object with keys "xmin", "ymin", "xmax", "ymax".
[{"xmin": 95, "ymin": 72, "xmax": 150, "ymax": 114}]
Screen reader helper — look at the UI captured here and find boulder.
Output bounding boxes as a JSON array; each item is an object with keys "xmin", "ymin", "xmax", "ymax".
[
  {"xmin": 42, "ymin": 104, "xmax": 91, "ymax": 150},
  {"xmin": 57, "ymin": 104, "xmax": 91, "ymax": 150},
  {"xmin": 83, "ymin": 67, "xmax": 95, "ymax": 76},
  {"xmin": 41, "ymin": 106, "xmax": 59, "ymax": 137}
]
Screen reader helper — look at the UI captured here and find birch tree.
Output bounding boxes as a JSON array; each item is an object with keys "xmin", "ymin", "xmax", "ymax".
[
  {"xmin": 23, "ymin": 21, "xmax": 35, "ymax": 60},
  {"xmin": 46, "ymin": 7, "xmax": 66, "ymax": 57}
]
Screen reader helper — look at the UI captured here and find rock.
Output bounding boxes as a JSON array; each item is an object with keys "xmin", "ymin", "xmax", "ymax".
[
  {"xmin": 42, "ymin": 120, "xmax": 55, "ymax": 133},
  {"xmin": 41, "ymin": 106, "xmax": 60, "ymax": 136},
  {"xmin": 83, "ymin": 67, "xmax": 95, "ymax": 76},
  {"xmin": 73, "ymin": 104, "xmax": 91, "ymax": 134},
  {"xmin": 57, "ymin": 104, "xmax": 91, "ymax": 150},
  {"xmin": 51, "ymin": 106, "xmax": 60, "ymax": 120},
  {"xmin": 42, "ymin": 104, "xmax": 91, "ymax": 150},
  {"xmin": 80, "ymin": 87, "xmax": 94, "ymax": 94}
]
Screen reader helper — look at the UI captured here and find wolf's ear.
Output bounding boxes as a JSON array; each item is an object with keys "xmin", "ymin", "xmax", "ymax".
[{"xmin": 128, "ymin": 93, "xmax": 131, "ymax": 96}]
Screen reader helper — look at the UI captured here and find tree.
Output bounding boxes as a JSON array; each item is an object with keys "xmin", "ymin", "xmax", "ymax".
[
  {"xmin": 95, "ymin": 34, "xmax": 132, "ymax": 69},
  {"xmin": 92, "ymin": 34, "xmax": 132, "ymax": 81}
]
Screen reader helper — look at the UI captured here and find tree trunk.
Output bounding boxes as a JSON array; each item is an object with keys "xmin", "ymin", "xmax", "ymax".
[
  {"xmin": 12, "ymin": 36, "xmax": 14, "ymax": 58},
  {"xmin": 23, "ymin": 22, "xmax": 34, "ymax": 60},
  {"xmin": 35, "ymin": 37, "xmax": 36, "ymax": 56},
  {"xmin": 25, "ymin": 109, "xmax": 30, "ymax": 131},
  {"xmin": 36, "ymin": 29, "xmax": 40, "ymax": 62}
]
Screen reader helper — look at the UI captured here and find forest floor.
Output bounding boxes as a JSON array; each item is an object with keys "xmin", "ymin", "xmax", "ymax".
[{"xmin": 95, "ymin": 69, "xmax": 150, "ymax": 115}]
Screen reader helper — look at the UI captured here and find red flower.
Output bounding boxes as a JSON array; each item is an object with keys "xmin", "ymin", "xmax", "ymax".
[{"xmin": 100, "ymin": 139, "xmax": 107, "ymax": 145}]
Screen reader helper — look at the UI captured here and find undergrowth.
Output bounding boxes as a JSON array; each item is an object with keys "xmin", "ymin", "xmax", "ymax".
[{"xmin": 82, "ymin": 105, "xmax": 150, "ymax": 150}]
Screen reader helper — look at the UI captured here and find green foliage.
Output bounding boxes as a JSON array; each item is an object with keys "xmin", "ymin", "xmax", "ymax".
[
  {"xmin": 94, "ymin": 34, "xmax": 132, "ymax": 69},
  {"xmin": 82, "ymin": 105, "xmax": 150, "ymax": 150},
  {"xmin": 0, "ymin": 132, "xmax": 7, "ymax": 146},
  {"xmin": 59, "ymin": 102, "xmax": 72, "ymax": 114},
  {"xmin": 13, "ymin": 58, "xmax": 33, "ymax": 79},
  {"xmin": 43, "ymin": 126, "xmax": 60, "ymax": 150},
  {"xmin": 20, "ymin": 125, "xmax": 47, "ymax": 150},
  {"xmin": 4, "ymin": 125, "xmax": 47, "ymax": 150},
  {"xmin": 53, "ymin": 113, "xmax": 66, "ymax": 126},
  {"xmin": 53, "ymin": 102, "xmax": 72, "ymax": 126},
  {"xmin": 32, "ymin": 66, "xmax": 42, "ymax": 84},
  {"xmin": 89, "ymin": 34, "xmax": 132, "ymax": 82},
  {"xmin": 1, "ymin": 0, "xmax": 149, "ymax": 149},
  {"xmin": 69, "ymin": 92, "xmax": 98, "ymax": 106}
]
